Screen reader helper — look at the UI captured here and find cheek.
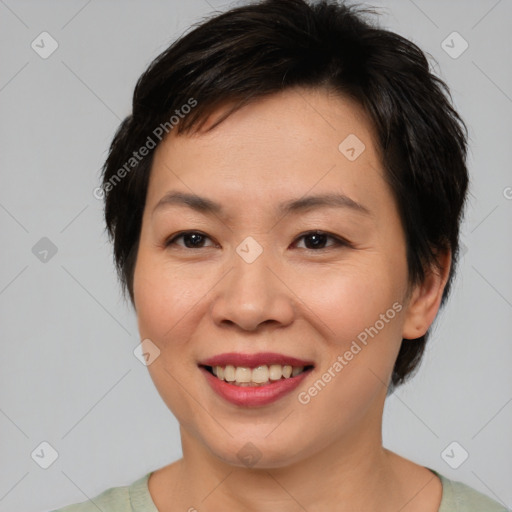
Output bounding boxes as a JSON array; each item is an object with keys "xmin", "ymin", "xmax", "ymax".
[
  {"xmin": 291, "ymin": 260, "xmax": 406, "ymax": 412},
  {"xmin": 133, "ymin": 249, "xmax": 206, "ymax": 343},
  {"xmin": 293, "ymin": 276, "xmax": 404, "ymax": 442},
  {"xmin": 292, "ymin": 259, "xmax": 405, "ymax": 345},
  {"xmin": 133, "ymin": 253, "xmax": 208, "ymax": 421}
]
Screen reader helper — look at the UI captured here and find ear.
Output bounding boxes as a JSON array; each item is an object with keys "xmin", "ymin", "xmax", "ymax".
[{"xmin": 402, "ymin": 249, "xmax": 451, "ymax": 340}]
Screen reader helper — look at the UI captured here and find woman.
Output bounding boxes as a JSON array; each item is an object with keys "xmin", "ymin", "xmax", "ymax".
[{"xmin": 52, "ymin": 0, "xmax": 506, "ymax": 510}]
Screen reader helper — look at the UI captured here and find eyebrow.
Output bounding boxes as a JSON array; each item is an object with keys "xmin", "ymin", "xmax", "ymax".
[{"xmin": 152, "ymin": 191, "xmax": 372, "ymax": 218}]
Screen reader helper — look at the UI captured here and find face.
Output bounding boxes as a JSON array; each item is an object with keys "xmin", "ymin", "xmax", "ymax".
[{"xmin": 133, "ymin": 88, "xmax": 422, "ymax": 468}]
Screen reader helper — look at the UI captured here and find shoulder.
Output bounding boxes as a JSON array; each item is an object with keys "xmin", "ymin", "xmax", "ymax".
[
  {"xmin": 50, "ymin": 485, "xmax": 129, "ymax": 512},
  {"xmin": 434, "ymin": 470, "xmax": 508, "ymax": 512},
  {"xmin": 50, "ymin": 473, "xmax": 155, "ymax": 512}
]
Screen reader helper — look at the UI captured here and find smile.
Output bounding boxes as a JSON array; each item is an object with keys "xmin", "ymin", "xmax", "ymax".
[
  {"xmin": 205, "ymin": 364, "xmax": 311, "ymax": 386},
  {"xmin": 198, "ymin": 352, "xmax": 315, "ymax": 406}
]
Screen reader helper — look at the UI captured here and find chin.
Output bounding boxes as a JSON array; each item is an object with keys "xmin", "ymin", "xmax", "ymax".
[{"xmin": 200, "ymin": 429, "xmax": 310, "ymax": 470}]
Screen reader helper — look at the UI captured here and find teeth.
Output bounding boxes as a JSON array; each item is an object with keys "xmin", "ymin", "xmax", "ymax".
[
  {"xmin": 224, "ymin": 365, "xmax": 236, "ymax": 382},
  {"xmin": 235, "ymin": 366, "xmax": 251, "ymax": 383},
  {"xmin": 269, "ymin": 364, "xmax": 283, "ymax": 381},
  {"xmin": 211, "ymin": 364, "xmax": 306, "ymax": 386},
  {"xmin": 252, "ymin": 365, "xmax": 270, "ymax": 383},
  {"xmin": 292, "ymin": 366, "xmax": 303, "ymax": 377}
]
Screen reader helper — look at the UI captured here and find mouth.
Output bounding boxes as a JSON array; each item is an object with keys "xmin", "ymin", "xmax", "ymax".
[
  {"xmin": 197, "ymin": 352, "xmax": 315, "ymax": 406},
  {"xmin": 200, "ymin": 363, "xmax": 315, "ymax": 387}
]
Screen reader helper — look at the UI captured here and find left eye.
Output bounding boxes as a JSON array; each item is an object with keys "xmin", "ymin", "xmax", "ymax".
[
  {"xmin": 165, "ymin": 230, "xmax": 348, "ymax": 250},
  {"xmin": 294, "ymin": 231, "xmax": 348, "ymax": 250}
]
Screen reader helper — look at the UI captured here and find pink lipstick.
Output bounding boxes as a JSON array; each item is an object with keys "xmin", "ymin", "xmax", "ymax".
[{"xmin": 199, "ymin": 352, "xmax": 314, "ymax": 407}]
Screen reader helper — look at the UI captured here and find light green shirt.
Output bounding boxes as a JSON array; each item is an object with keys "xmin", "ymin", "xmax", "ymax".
[{"xmin": 51, "ymin": 468, "xmax": 508, "ymax": 511}]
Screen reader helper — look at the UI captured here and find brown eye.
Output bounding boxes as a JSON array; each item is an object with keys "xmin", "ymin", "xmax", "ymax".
[
  {"xmin": 294, "ymin": 231, "xmax": 349, "ymax": 250},
  {"xmin": 165, "ymin": 230, "xmax": 349, "ymax": 251},
  {"xmin": 166, "ymin": 231, "xmax": 215, "ymax": 249}
]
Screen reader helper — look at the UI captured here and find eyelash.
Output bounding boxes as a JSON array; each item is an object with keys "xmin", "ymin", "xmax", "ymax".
[{"xmin": 164, "ymin": 230, "xmax": 351, "ymax": 252}]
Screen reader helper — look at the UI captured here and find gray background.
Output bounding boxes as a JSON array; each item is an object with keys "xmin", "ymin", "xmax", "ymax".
[{"xmin": 0, "ymin": 0, "xmax": 511, "ymax": 511}]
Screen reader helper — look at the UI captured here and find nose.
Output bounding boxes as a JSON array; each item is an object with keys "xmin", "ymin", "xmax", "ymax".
[{"xmin": 209, "ymin": 248, "xmax": 295, "ymax": 332}]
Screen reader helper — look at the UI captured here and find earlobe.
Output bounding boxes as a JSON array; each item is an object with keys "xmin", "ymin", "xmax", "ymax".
[{"xmin": 402, "ymin": 249, "xmax": 451, "ymax": 340}]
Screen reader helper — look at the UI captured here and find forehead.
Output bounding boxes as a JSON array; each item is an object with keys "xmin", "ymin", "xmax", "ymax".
[{"xmin": 146, "ymin": 88, "xmax": 385, "ymax": 214}]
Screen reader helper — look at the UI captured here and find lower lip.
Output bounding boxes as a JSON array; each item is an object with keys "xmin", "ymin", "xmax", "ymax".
[{"xmin": 200, "ymin": 366, "xmax": 312, "ymax": 407}]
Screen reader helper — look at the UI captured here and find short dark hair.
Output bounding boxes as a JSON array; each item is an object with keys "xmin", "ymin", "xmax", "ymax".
[{"xmin": 101, "ymin": 0, "xmax": 468, "ymax": 389}]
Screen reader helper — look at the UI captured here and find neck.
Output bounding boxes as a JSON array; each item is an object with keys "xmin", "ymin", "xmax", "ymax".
[{"xmin": 166, "ymin": 396, "xmax": 411, "ymax": 511}]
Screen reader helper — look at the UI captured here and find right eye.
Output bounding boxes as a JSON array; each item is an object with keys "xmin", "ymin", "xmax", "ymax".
[{"xmin": 165, "ymin": 231, "xmax": 216, "ymax": 249}]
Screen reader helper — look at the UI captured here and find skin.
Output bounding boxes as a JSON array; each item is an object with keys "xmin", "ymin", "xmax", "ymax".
[{"xmin": 132, "ymin": 87, "xmax": 450, "ymax": 511}]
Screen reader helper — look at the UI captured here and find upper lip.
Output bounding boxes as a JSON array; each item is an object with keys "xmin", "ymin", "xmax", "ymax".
[{"xmin": 199, "ymin": 352, "xmax": 315, "ymax": 369}]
